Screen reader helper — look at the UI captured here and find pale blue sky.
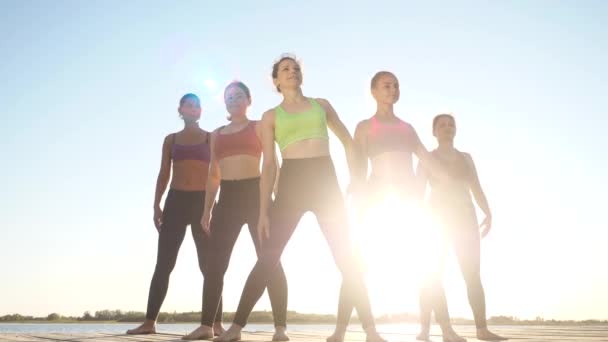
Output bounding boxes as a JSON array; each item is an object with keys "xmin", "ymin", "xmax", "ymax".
[{"xmin": 1, "ymin": 1, "xmax": 607, "ymax": 321}]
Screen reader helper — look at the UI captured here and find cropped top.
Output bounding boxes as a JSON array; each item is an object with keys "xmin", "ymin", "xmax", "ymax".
[
  {"xmin": 366, "ymin": 116, "xmax": 417, "ymax": 158},
  {"xmin": 214, "ymin": 121, "xmax": 262, "ymax": 160},
  {"xmin": 171, "ymin": 133, "xmax": 211, "ymax": 162},
  {"xmin": 274, "ymin": 98, "xmax": 329, "ymax": 151}
]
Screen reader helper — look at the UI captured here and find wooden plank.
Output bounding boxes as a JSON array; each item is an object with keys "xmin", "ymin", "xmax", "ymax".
[
  {"xmin": 1, "ymin": 326, "xmax": 607, "ymax": 342},
  {"xmin": 0, "ymin": 334, "xmax": 50, "ymax": 342}
]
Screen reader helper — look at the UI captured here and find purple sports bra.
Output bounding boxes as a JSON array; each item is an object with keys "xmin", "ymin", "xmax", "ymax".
[{"xmin": 171, "ymin": 133, "xmax": 211, "ymax": 162}]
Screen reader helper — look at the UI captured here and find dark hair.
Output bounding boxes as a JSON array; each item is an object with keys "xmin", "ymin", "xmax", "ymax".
[
  {"xmin": 370, "ymin": 71, "xmax": 397, "ymax": 89},
  {"xmin": 224, "ymin": 81, "xmax": 251, "ymax": 100},
  {"xmin": 179, "ymin": 93, "xmax": 200, "ymax": 107},
  {"xmin": 271, "ymin": 54, "xmax": 300, "ymax": 92},
  {"xmin": 432, "ymin": 113, "xmax": 455, "ymax": 131}
]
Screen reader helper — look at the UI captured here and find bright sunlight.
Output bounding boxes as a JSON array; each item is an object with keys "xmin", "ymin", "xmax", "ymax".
[{"xmin": 349, "ymin": 190, "xmax": 447, "ymax": 313}]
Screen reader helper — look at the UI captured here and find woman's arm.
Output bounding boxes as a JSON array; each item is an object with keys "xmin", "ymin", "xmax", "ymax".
[
  {"xmin": 414, "ymin": 157, "xmax": 430, "ymax": 202},
  {"xmin": 464, "ymin": 153, "xmax": 492, "ymax": 237},
  {"xmin": 201, "ymin": 130, "xmax": 221, "ymax": 235},
  {"xmin": 257, "ymin": 110, "xmax": 278, "ymax": 243},
  {"xmin": 318, "ymin": 98, "xmax": 357, "ymax": 181},
  {"xmin": 153, "ymin": 134, "xmax": 173, "ymax": 231},
  {"xmin": 352, "ymin": 120, "xmax": 370, "ymax": 191},
  {"xmin": 412, "ymin": 130, "xmax": 449, "ymax": 182},
  {"xmin": 256, "ymin": 120, "xmax": 280, "ymax": 197}
]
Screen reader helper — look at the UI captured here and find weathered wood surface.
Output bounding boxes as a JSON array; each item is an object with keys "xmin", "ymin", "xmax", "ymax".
[{"xmin": 1, "ymin": 325, "xmax": 607, "ymax": 341}]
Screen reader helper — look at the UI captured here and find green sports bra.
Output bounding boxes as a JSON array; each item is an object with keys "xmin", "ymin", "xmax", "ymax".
[{"xmin": 274, "ymin": 98, "xmax": 329, "ymax": 150}]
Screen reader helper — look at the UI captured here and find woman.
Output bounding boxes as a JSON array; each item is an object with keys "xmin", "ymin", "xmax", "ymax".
[
  {"xmin": 215, "ymin": 55, "xmax": 385, "ymax": 342},
  {"xmin": 327, "ymin": 72, "xmax": 464, "ymax": 342},
  {"xmin": 182, "ymin": 81, "xmax": 289, "ymax": 341},
  {"xmin": 127, "ymin": 94, "xmax": 221, "ymax": 335},
  {"xmin": 416, "ymin": 114, "xmax": 506, "ymax": 341}
]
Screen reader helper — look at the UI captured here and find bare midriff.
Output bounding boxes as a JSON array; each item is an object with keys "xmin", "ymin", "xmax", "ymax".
[
  {"xmin": 280, "ymin": 138, "xmax": 330, "ymax": 160},
  {"xmin": 170, "ymin": 160, "xmax": 209, "ymax": 191},
  {"xmin": 369, "ymin": 151, "xmax": 414, "ymax": 181},
  {"xmin": 219, "ymin": 155, "xmax": 261, "ymax": 180}
]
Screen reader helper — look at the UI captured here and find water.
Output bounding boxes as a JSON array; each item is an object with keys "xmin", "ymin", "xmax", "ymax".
[{"xmin": 0, "ymin": 323, "xmax": 412, "ymax": 334}]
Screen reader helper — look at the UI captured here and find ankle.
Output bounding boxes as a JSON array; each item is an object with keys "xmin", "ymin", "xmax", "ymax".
[
  {"xmin": 229, "ymin": 324, "xmax": 243, "ymax": 332},
  {"xmin": 441, "ymin": 326, "xmax": 457, "ymax": 335},
  {"xmin": 143, "ymin": 320, "xmax": 156, "ymax": 327},
  {"xmin": 363, "ymin": 325, "xmax": 378, "ymax": 335}
]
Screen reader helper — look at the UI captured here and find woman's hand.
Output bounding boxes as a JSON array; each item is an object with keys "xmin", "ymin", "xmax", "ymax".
[
  {"xmin": 153, "ymin": 206, "xmax": 163, "ymax": 232},
  {"xmin": 257, "ymin": 214, "xmax": 271, "ymax": 245},
  {"xmin": 480, "ymin": 214, "xmax": 492, "ymax": 238},
  {"xmin": 201, "ymin": 211, "xmax": 212, "ymax": 236}
]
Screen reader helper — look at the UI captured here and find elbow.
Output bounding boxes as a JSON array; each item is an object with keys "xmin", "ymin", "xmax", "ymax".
[
  {"xmin": 342, "ymin": 137, "xmax": 354, "ymax": 152},
  {"xmin": 157, "ymin": 171, "xmax": 170, "ymax": 184},
  {"xmin": 207, "ymin": 174, "xmax": 220, "ymax": 188},
  {"xmin": 262, "ymin": 161, "xmax": 277, "ymax": 174}
]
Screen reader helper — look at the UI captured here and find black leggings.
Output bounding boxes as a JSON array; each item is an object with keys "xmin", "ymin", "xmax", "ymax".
[
  {"xmin": 334, "ymin": 177, "xmax": 451, "ymax": 328},
  {"xmin": 419, "ymin": 205, "xmax": 487, "ymax": 329},
  {"xmin": 145, "ymin": 189, "xmax": 222, "ymax": 323},
  {"xmin": 201, "ymin": 177, "xmax": 288, "ymax": 327},
  {"xmin": 231, "ymin": 157, "xmax": 376, "ymax": 329}
]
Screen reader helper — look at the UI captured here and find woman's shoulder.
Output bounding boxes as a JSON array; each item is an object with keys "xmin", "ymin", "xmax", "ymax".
[
  {"xmin": 355, "ymin": 118, "xmax": 372, "ymax": 132},
  {"xmin": 262, "ymin": 108, "xmax": 276, "ymax": 119},
  {"xmin": 313, "ymin": 97, "xmax": 330, "ymax": 105},
  {"xmin": 163, "ymin": 132, "xmax": 177, "ymax": 144},
  {"xmin": 259, "ymin": 109, "xmax": 277, "ymax": 129},
  {"xmin": 312, "ymin": 98, "xmax": 335, "ymax": 113},
  {"xmin": 457, "ymin": 149, "xmax": 473, "ymax": 160}
]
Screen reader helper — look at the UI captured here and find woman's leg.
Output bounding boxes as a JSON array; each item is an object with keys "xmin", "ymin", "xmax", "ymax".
[
  {"xmin": 199, "ymin": 202, "xmax": 244, "ymax": 327},
  {"xmin": 451, "ymin": 226, "xmax": 505, "ymax": 341},
  {"xmin": 312, "ymin": 164, "xmax": 383, "ymax": 342},
  {"xmin": 128, "ymin": 190, "xmax": 188, "ymax": 334},
  {"xmin": 248, "ymin": 217, "xmax": 288, "ymax": 325}
]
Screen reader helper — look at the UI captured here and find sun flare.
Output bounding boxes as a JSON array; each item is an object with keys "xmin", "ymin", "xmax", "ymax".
[{"xmin": 348, "ymin": 191, "xmax": 447, "ymax": 311}]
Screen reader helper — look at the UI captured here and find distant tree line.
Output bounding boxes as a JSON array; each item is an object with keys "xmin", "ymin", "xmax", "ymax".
[
  {"xmin": 0, "ymin": 310, "xmax": 336, "ymax": 323},
  {"xmin": 1, "ymin": 311, "xmax": 607, "ymax": 325}
]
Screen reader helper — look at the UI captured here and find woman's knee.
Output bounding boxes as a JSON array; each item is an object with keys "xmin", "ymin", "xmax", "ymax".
[
  {"xmin": 463, "ymin": 270, "xmax": 482, "ymax": 288},
  {"xmin": 257, "ymin": 250, "xmax": 282, "ymax": 272},
  {"xmin": 153, "ymin": 261, "xmax": 176, "ymax": 279}
]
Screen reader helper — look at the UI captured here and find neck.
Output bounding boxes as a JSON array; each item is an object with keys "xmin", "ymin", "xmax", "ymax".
[
  {"xmin": 281, "ymin": 88, "xmax": 306, "ymax": 104},
  {"xmin": 374, "ymin": 103, "xmax": 395, "ymax": 118},
  {"xmin": 230, "ymin": 114, "xmax": 249, "ymax": 125},
  {"xmin": 183, "ymin": 121, "xmax": 200, "ymax": 131},
  {"xmin": 437, "ymin": 140, "xmax": 455, "ymax": 151}
]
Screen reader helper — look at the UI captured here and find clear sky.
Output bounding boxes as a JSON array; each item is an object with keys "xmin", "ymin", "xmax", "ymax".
[{"xmin": 1, "ymin": 1, "xmax": 607, "ymax": 321}]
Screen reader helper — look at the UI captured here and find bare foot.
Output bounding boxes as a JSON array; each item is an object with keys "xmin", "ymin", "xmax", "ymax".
[
  {"xmin": 213, "ymin": 324, "xmax": 242, "ymax": 342},
  {"xmin": 416, "ymin": 327, "xmax": 430, "ymax": 341},
  {"xmin": 272, "ymin": 326, "xmax": 290, "ymax": 341},
  {"xmin": 476, "ymin": 328, "xmax": 507, "ymax": 341},
  {"xmin": 213, "ymin": 322, "xmax": 226, "ymax": 336},
  {"xmin": 442, "ymin": 328, "xmax": 466, "ymax": 342},
  {"xmin": 126, "ymin": 321, "xmax": 156, "ymax": 335},
  {"xmin": 326, "ymin": 331, "xmax": 345, "ymax": 342},
  {"xmin": 325, "ymin": 332, "xmax": 344, "ymax": 342},
  {"xmin": 326, "ymin": 324, "xmax": 347, "ymax": 342},
  {"xmin": 182, "ymin": 325, "xmax": 214, "ymax": 340},
  {"xmin": 365, "ymin": 331, "xmax": 386, "ymax": 342}
]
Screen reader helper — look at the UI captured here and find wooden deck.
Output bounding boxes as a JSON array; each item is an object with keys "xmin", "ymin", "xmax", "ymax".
[{"xmin": 1, "ymin": 325, "xmax": 607, "ymax": 341}]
